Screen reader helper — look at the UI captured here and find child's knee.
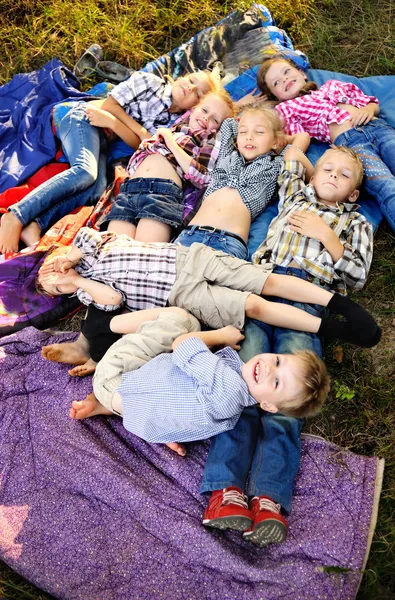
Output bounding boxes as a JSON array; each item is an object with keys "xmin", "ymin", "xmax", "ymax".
[{"xmin": 245, "ymin": 294, "xmax": 263, "ymax": 320}]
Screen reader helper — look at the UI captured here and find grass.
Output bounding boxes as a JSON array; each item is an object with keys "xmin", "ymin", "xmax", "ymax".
[{"xmin": 0, "ymin": 0, "xmax": 394, "ymax": 598}]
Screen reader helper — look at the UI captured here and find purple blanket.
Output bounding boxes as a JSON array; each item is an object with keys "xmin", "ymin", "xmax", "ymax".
[{"xmin": 0, "ymin": 328, "xmax": 381, "ymax": 600}]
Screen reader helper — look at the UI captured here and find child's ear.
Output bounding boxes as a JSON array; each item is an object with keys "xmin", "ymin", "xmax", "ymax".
[
  {"xmin": 348, "ymin": 189, "xmax": 360, "ymax": 203},
  {"xmin": 259, "ymin": 401, "xmax": 279, "ymax": 413}
]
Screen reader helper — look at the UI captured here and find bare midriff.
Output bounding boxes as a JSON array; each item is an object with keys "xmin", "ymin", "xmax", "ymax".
[
  {"xmin": 189, "ymin": 187, "xmax": 251, "ymax": 241},
  {"xmin": 329, "ymin": 103, "xmax": 377, "ymax": 142},
  {"xmin": 130, "ymin": 154, "xmax": 182, "ymax": 187}
]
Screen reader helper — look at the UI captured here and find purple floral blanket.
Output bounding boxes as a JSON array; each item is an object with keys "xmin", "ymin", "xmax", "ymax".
[{"xmin": 0, "ymin": 328, "xmax": 382, "ymax": 600}]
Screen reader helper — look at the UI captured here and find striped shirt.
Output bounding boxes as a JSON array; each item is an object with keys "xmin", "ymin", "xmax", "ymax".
[
  {"xmin": 73, "ymin": 228, "xmax": 177, "ymax": 311},
  {"xmin": 253, "ymin": 161, "xmax": 373, "ymax": 293},
  {"xmin": 275, "ymin": 80, "xmax": 379, "ymax": 143},
  {"xmin": 119, "ymin": 337, "xmax": 257, "ymax": 443},
  {"xmin": 127, "ymin": 111, "xmax": 221, "ymax": 189},
  {"xmin": 110, "ymin": 71, "xmax": 177, "ymax": 134},
  {"xmin": 203, "ymin": 118, "xmax": 286, "ymax": 219}
]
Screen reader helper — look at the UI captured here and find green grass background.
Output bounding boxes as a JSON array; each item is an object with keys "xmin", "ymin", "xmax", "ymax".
[{"xmin": 0, "ymin": 1, "xmax": 394, "ymax": 598}]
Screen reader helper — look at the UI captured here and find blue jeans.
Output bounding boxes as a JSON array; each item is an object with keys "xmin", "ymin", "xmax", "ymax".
[
  {"xmin": 10, "ymin": 102, "xmax": 107, "ymax": 229},
  {"xmin": 201, "ymin": 266, "xmax": 324, "ymax": 513},
  {"xmin": 175, "ymin": 225, "xmax": 248, "ymax": 260},
  {"xmin": 334, "ymin": 117, "xmax": 395, "ymax": 231}
]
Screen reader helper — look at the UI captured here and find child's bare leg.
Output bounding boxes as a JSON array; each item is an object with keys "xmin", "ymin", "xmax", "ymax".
[
  {"xmin": 262, "ymin": 273, "xmax": 333, "ymax": 306},
  {"xmin": 68, "ymin": 358, "xmax": 97, "ymax": 377},
  {"xmin": 70, "ymin": 392, "xmax": 112, "ymax": 420},
  {"xmin": 246, "ymin": 294, "xmax": 321, "ymax": 333},
  {"xmin": 110, "ymin": 306, "xmax": 190, "ymax": 334},
  {"xmin": 107, "ymin": 219, "xmax": 137, "ymax": 238},
  {"xmin": 166, "ymin": 442, "xmax": 187, "ymax": 456},
  {"xmin": 135, "ymin": 218, "xmax": 171, "ymax": 243},
  {"xmin": 21, "ymin": 221, "xmax": 42, "ymax": 247},
  {"xmin": 0, "ymin": 212, "xmax": 23, "ymax": 254},
  {"xmin": 42, "ymin": 333, "xmax": 90, "ymax": 365}
]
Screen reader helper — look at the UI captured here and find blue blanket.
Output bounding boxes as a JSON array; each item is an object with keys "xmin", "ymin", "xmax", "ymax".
[{"xmin": 0, "ymin": 59, "xmax": 93, "ymax": 192}]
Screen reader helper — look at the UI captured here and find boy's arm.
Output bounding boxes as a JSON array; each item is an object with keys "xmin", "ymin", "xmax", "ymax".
[
  {"xmin": 283, "ymin": 142, "xmax": 314, "ymax": 181},
  {"xmin": 288, "ymin": 212, "xmax": 345, "ymax": 262},
  {"xmin": 172, "ymin": 326, "xmax": 244, "ymax": 351},
  {"xmin": 74, "ymin": 274, "xmax": 123, "ymax": 308}
]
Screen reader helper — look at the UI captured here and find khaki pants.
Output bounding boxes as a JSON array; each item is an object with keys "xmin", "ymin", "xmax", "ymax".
[{"xmin": 92, "ymin": 310, "xmax": 200, "ymax": 413}]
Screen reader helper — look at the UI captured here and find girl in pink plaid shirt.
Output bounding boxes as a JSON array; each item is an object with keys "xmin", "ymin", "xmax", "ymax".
[{"xmin": 257, "ymin": 56, "xmax": 395, "ymax": 231}]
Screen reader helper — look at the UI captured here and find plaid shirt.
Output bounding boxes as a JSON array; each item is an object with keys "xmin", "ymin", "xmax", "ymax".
[
  {"xmin": 73, "ymin": 228, "xmax": 177, "ymax": 311},
  {"xmin": 110, "ymin": 71, "xmax": 177, "ymax": 134},
  {"xmin": 119, "ymin": 337, "xmax": 257, "ymax": 443},
  {"xmin": 253, "ymin": 161, "xmax": 373, "ymax": 294},
  {"xmin": 203, "ymin": 118, "xmax": 286, "ymax": 219},
  {"xmin": 127, "ymin": 111, "xmax": 221, "ymax": 189},
  {"xmin": 275, "ymin": 80, "xmax": 379, "ymax": 143}
]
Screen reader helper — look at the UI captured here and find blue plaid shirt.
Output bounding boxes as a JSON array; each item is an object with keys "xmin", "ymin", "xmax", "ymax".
[{"xmin": 118, "ymin": 337, "xmax": 257, "ymax": 443}]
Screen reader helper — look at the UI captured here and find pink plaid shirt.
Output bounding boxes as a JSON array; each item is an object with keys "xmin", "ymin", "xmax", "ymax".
[{"xmin": 274, "ymin": 80, "xmax": 379, "ymax": 143}]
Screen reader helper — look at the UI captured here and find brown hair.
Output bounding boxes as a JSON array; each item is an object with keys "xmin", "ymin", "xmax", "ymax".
[
  {"xmin": 276, "ymin": 350, "xmax": 330, "ymax": 418},
  {"xmin": 257, "ymin": 56, "xmax": 317, "ymax": 101},
  {"xmin": 315, "ymin": 146, "xmax": 364, "ymax": 188}
]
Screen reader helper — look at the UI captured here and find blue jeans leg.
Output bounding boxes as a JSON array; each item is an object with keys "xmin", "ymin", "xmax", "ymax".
[
  {"xmin": 35, "ymin": 151, "xmax": 108, "ymax": 233},
  {"xmin": 335, "ymin": 119, "xmax": 395, "ymax": 231},
  {"xmin": 10, "ymin": 103, "xmax": 103, "ymax": 226}
]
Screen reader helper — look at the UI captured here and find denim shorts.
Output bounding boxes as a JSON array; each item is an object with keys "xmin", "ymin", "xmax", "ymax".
[
  {"xmin": 175, "ymin": 225, "xmax": 248, "ymax": 260},
  {"xmin": 104, "ymin": 177, "xmax": 184, "ymax": 228}
]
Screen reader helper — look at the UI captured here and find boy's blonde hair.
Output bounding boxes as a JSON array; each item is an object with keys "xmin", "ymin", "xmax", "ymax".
[
  {"xmin": 276, "ymin": 350, "xmax": 330, "ymax": 418},
  {"xmin": 238, "ymin": 105, "xmax": 284, "ymax": 138},
  {"xmin": 315, "ymin": 146, "xmax": 364, "ymax": 188},
  {"xmin": 256, "ymin": 56, "xmax": 317, "ymax": 101}
]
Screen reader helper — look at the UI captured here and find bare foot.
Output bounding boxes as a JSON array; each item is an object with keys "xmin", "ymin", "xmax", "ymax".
[
  {"xmin": 68, "ymin": 358, "xmax": 97, "ymax": 377},
  {"xmin": 0, "ymin": 212, "xmax": 23, "ymax": 254},
  {"xmin": 166, "ymin": 442, "xmax": 187, "ymax": 456},
  {"xmin": 69, "ymin": 392, "xmax": 112, "ymax": 420},
  {"xmin": 42, "ymin": 334, "xmax": 90, "ymax": 365},
  {"xmin": 21, "ymin": 221, "xmax": 42, "ymax": 247}
]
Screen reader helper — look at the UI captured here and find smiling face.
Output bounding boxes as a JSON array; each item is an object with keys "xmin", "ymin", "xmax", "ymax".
[
  {"xmin": 241, "ymin": 353, "xmax": 305, "ymax": 412},
  {"xmin": 263, "ymin": 59, "xmax": 308, "ymax": 101},
  {"xmin": 170, "ymin": 72, "xmax": 213, "ymax": 112},
  {"xmin": 188, "ymin": 94, "xmax": 233, "ymax": 133},
  {"xmin": 311, "ymin": 149, "xmax": 360, "ymax": 205},
  {"xmin": 236, "ymin": 111, "xmax": 279, "ymax": 160}
]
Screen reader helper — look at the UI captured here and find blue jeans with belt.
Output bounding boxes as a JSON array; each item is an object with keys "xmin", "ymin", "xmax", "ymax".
[
  {"xmin": 175, "ymin": 225, "xmax": 248, "ymax": 260},
  {"xmin": 201, "ymin": 265, "xmax": 324, "ymax": 513},
  {"xmin": 334, "ymin": 117, "xmax": 395, "ymax": 231},
  {"xmin": 10, "ymin": 102, "xmax": 107, "ymax": 230}
]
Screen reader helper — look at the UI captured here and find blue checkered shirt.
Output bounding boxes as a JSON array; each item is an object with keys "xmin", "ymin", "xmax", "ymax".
[
  {"xmin": 118, "ymin": 337, "xmax": 257, "ymax": 443},
  {"xmin": 110, "ymin": 71, "xmax": 177, "ymax": 134}
]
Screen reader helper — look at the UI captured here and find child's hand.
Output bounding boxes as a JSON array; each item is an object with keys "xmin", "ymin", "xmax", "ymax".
[
  {"xmin": 288, "ymin": 211, "xmax": 331, "ymax": 242},
  {"xmin": 345, "ymin": 105, "xmax": 376, "ymax": 126},
  {"xmin": 86, "ymin": 105, "xmax": 117, "ymax": 130},
  {"xmin": 221, "ymin": 326, "xmax": 245, "ymax": 350},
  {"xmin": 235, "ymin": 89, "xmax": 267, "ymax": 110},
  {"xmin": 39, "ymin": 254, "xmax": 76, "ymax": 276},
  {"xmin": 155, "ymin": 127, "xmax": 174, "ymax": 145}
]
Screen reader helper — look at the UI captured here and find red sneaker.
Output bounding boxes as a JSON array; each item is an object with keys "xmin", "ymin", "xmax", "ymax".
[
  {"xmin": 203, "ymin": 487, "xmax": 254, "ymax": 531},
  {"xmin": 243, "ymin": 496, "xmax": 288, "ymax": 547}
]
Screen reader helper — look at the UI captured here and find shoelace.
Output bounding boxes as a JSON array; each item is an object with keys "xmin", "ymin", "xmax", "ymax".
[
  {"xmin": 222, "ymin": 489, "xmax": 248, "ymax": 508},
  {"xmin": 252, "ymin": 497, "xmax": 281, "ymax": 514}
]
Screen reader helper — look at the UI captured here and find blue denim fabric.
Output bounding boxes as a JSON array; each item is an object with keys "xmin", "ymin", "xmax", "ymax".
[
  {"xmin": 334, "ymin": 117, "xmax": 395, "ymax": 231},
  {"xmin": 104, "ymin": 177, "xmax": 184, "ymax": 228},
  {"xmin": 35, "ymin": 151, "xmax": 108, "ymax": 232},
  {"xmin": 11, "ymin": 102, "xmax": 106, "ymax": 227},
  {"xmin": 175, "ymin": 226, "xmax": 248, "ymax": 260},
  {"xmin": 201, "ymin": 266, "xmax": 324, "ymax": 513}
]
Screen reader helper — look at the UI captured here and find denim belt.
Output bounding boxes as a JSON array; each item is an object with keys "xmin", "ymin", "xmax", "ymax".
[{"xmin": 184, "ymin": 225, "xmax": 248, "ymax": 249}]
